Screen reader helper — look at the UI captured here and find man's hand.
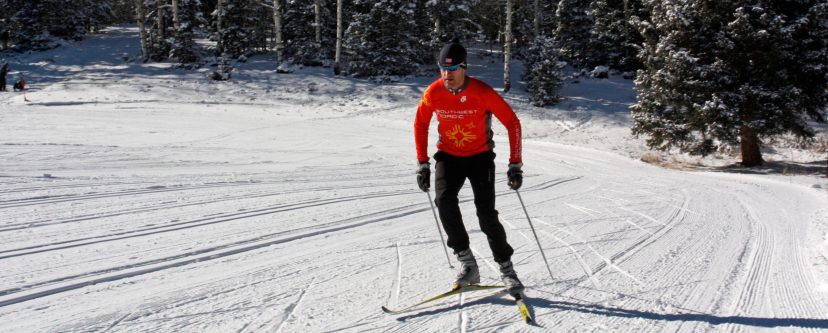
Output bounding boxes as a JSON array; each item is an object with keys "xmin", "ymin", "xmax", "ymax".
[
  {"xmin": 507, "ymin": 163, "xmax": 523, "ymax": 190},
  {"xmin": 417, "ymin": 162, "xmax": 431, "ymax": 192}
]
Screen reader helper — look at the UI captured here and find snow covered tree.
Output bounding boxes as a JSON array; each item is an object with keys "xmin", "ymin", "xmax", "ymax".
[
  {"xmin": 6, "ymin": 0, "xmax": 53, "ymax": 51},
  {"xmin": 631, "ymin": 0, "xmax": 828, "ymax": 167},
  {"xmin": 113, "ymin": 0, "xmax": 138, "ymax": 22},
  {"xmin": 469, "ymin": 0, "xmax": 503, "ymax": 44},
  {"xmin": 344, "ymin": 0, "xmax": 426, "ymax": 78},
  {"xmin": 509, "ymin": 0, "xmax": 557, "ymax": 63},
  {"xmin": 618, "ymin": 0, "xmax": 646, "ymax": 72},
  {"xmin": 425, "ymin": 0, "xmax": 478, "ymax": 63},
  {"xmin": 78, "ymin": 0, "xmax": 115, "ymax": 34},
  {"xmin": 533, "ymin": 0, "xmax": 540, "ymax": 37},
  {"xmin": 555, "ymin": 0, "xmax": 595, "ymax": 69},
  {"xmin": 0, "ymin": 17, "xmax": 8, "ymax": 51},
  {"xmin": 516, "ymin": 0, "xmax": 557, "ymax": 41},
  {"xmin": 589, "ymin": 0, "xmax": 627, "ymax": 69},
  {"xmin": 0, "ymin": 0, "xmax": 116, "ymax": 51},
  {"xmin": 283, "ymin": 0, "xmax": 335, "ymax": 66},
  {"xmin": 141, "ymin": 0, "xmax": 173, "ymax": 61},
  {"xmin": 524, "ymin": 36, "xmax": 564, "ymax": 106},
  {"xmin": 169, "ymin": 0, "xmax": 203, "ymax": 67},
  {"xmin": 215, "ymin": 0, "xmax": 265, "ymax": 58}
]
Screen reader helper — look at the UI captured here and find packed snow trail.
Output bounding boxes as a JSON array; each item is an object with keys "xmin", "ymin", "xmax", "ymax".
[{"xmin": 1, "ymin": 27, "xmax": 827, "ymax": 332}]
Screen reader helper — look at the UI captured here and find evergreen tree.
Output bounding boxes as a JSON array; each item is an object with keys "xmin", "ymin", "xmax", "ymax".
[
  {"xmin": 0, "ymin": 15, "xmax": 8, "ymax": 51},
  {"xmin": 76, "ymin": 0, "xmax": 115, "ymax": 34},
  {"xmin": 52, "ymin": 1, "xmax": 94, "ymax": 39},
  {"xmin": 589, "ymin": 0, "xmax": 626, "ymax": 68},
  {"xmin": 215, "ymin": 0, "xmax": 264, "ymax": 58},
  {"xmin": 618, "ymin": 0, "xmax": 647, "ymax": 72},
  {"xmin": 344, "ymin": 0, "xmax": 426, "ymax": 78},
  {"xmin": 169, "ymin": 0, "xmax": 203, "ymax": 67},
  {"xmin": 631, "ymin": 0, "xmax": 828, "ymax": 166},
  {"xmin": 524, "ymin": 36, "xmax": 564, "ymax": 106},
  {"xmin": 143, "ymin": 0, "xmax": 172, "ymax": 61},
  {"xmin": 7, "ymin": 0, "xmax": 53, "ymax": 51},
  {"xmin": 0, "ymin": 0, "xmax": 114, "ymax": 51},
  {"xmin": 469, "ymin": 0, "xmax": 504, "ymax": 44},
  {"xmin": 111, "ymin": 0, "xmax": 137, "ymax": 23},
  {"xmin": 515, "ymin": 0, "xmax": 557, "ymax": 41},
  {"xmin": 556, "ymin": 0, "xmax": 595, "ymax": 69},
  {"xmin": 426, "ymin": 0, "xmax": 478, "ymax": 63},
  {"xmin": 283, "ymin": 0, "xmax": 335, "ymax": 66}
]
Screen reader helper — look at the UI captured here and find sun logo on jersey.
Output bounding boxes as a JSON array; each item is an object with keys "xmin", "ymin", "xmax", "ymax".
[{"xmin": 446, "ymin": 124, "xmax": 477, "ymax": 147}]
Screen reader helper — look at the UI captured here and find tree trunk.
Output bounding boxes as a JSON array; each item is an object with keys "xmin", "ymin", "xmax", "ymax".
[
  {"xmin": 314, "ymin": 0, "xmax": 322, "ymax": 44},
  {"xmin": 434, "ymin": 16, "xmax": 442, "ymax": 63},
  {"xmin": 216, "ymin": 0, "xmax": 225, "ymax": 55},
  {"xmin": 273, "ymin": 0, "xmax": 284, "ymax": 68},
  {"xmin": 172, "ymin": 0, "xmax": 180, "ymax": 38},
  {"xmin": 740, "ymin": 125, "xmax": 763, "ymax": 167},
  {"xmin": 157, "ymin": 0, "xmax": 166, "ymax": 41},
  {"xmin": 503, "ymin": 0, "xmax": 513, "ymax": 93},
  {"xmin": 334, "ymin": 0, "xmax": 343, "ymax": 75},
  {"xmin": 136, "ymin": 0, "xmax": 149, "ymax": 61},
  {"xmin": 533, "ymin": 0, "xmax": 540, "ymax": 38},
  {"xmin": 172, "ymin": 0, "xmax": 181, "ymax": 31}
]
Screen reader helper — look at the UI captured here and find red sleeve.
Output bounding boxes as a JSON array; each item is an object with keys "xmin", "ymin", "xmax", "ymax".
[
  {"xmin": 486, "ymin": 87, "xmax": 522, "ymax": 163},
  {"xmin": 414, "ymin": 88, "xmax": 434, "ymax": 163}
]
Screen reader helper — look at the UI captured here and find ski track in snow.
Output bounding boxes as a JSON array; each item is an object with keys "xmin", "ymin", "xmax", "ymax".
[
  {"xmin": 273, "ymin": 277, "xmax": 315, "ymax": 333},
  {"xmin": 1, "ymin": 26, "xmax": 827, "ymax": 332}
]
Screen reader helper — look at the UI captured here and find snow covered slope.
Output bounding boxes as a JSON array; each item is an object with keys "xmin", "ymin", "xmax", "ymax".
[{"xmin": 1, "ymin": 26, "xmax": 827, "ymax": 332}]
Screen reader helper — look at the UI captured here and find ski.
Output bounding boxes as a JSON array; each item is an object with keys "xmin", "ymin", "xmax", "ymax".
[
  {"xmin": 381, "ymin": 284, "xmax": 504, "ymax": 314},
  {"xmin": 512, "ymin": 293, "xmax": 534, "ymax": 324}
]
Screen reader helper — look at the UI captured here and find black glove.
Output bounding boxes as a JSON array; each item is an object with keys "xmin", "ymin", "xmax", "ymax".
[
  {"xmin": 507, "ymin": 163, "xmax": 523, "ymax": 190},
  {"xmin": 416, "ymin": 162, "xmax": 431, "ymax": 192}
]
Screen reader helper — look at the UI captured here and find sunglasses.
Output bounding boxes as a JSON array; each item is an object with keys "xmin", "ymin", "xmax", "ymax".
[{"xmin": 438, "ymin": 63, "xmax": 466, "ymax": 71}]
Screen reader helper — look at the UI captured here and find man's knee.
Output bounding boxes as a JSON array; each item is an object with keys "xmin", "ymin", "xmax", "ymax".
[
  {"xmin": 476, "ymin": 208, "xmax": 498, "ymax": 220},
  {"xmin": 435, "ymin": 192, "xmax": 459, "ymax": 208}
]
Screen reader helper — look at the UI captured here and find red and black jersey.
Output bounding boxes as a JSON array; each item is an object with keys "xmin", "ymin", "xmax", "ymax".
[{"xmin": 414, "ymin": 77, "xmax": 522, "ymax": 164}]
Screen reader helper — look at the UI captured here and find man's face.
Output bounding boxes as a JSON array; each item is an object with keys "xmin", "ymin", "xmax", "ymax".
[{"xmin": 440, "ymin": 65, "xmax": 465, "ymax": 90}]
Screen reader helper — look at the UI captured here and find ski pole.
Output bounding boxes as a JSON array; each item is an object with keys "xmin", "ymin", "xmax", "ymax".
[
  {"xmin": 515, "ymin": 189, "xmax": 554, "ymax": 281},
  {"xmin": 426, "ymin": 191, "xmax": 454, "ymax": 269}
]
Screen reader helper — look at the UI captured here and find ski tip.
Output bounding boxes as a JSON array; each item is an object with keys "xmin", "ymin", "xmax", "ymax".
[
  {"xmin": 381, "ymin": 306, "xmax": 394, "ymax": 314},
  {"xmin": 515, "ymin": 297, "xmax": 534, "ymax": 325}
]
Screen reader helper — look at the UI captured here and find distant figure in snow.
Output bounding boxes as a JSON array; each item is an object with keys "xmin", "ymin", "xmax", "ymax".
[
  {"xmin": 414, "ymin": 39, "xmax": 525, "ymax": 294},
  {"xmin": 0, "ymin": 63, "xmax": 7, "ymax": 91},
  {"xmin": 0, "ymin": 30, "xmax": 8, "ymax": 50},
  {"xmin": 13, "ymin": 73, "xmax": 24, "ymax": 92}
]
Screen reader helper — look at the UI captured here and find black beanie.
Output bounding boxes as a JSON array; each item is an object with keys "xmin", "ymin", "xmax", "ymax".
[{"xmin": 439, "ymin": 38, "xmax": 467, "ymax": 67}]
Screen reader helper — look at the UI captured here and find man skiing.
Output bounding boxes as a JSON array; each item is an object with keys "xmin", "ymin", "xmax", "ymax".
[
  {"xmin": 414, "ymin": 39, "xmax": 525, "ymax": 294},
  {"xmin": 0, "ymin": 63, "xmax": 8, "ymax": 92},
  {"xmin": 13, "ymin": 73, "xmax": 24, "ymax": 92}
]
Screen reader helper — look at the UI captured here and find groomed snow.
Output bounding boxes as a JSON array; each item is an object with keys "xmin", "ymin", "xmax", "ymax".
[{"xmin": 1, "ymin": 26, "xmax": 827, "ymax": 332}]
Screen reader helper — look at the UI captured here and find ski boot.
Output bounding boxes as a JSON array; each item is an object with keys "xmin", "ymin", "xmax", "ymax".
[
  {"xmin": 498, "ymin": 260, "xmax": 525, "ymax": 294},
  {"xmin": 453, "ymin": 248, "xmax": 480, "ymax": 289}
]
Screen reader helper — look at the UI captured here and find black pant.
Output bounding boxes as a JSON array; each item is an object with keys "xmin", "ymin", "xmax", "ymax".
[
  {"xmin": 0, "ymin": 77, "xmax": 5, "ymax": 91},
  {"xmin": 434, "ymin": 150, "xmax": 513, "ymax": 263}
]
